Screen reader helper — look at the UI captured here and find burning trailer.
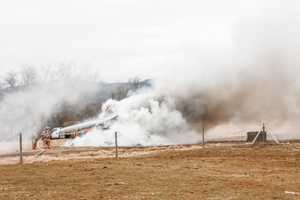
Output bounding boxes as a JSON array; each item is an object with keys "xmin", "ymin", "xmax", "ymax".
[
  {"xmin": 50, "ymin": 114, "xmax": 118, "ymax": 139},
  {"xmin": 33, "ymin": 115, "xmax": 118, "ymax": 149}
]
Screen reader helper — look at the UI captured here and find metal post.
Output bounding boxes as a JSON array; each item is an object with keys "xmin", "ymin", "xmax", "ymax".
[
  {"xmin": 202, "ymin": 126, "xmax": 205, "ymax": 147},
  {"xmin": 115, "ymin": 132, "xmax": 118, "ymax": 159},
  {"xmin": 262, "ymin": 123, "xmax": 266, "ymax": 133},
  {"xmin": 19, "ymin": 133, "xmax": 23, "ymax": 165}
]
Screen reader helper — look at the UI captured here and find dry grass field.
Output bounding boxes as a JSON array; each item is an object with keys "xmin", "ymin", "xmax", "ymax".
[{"xmin": 0, "ymin": 143, "xmax": 299, "ymax": 200}]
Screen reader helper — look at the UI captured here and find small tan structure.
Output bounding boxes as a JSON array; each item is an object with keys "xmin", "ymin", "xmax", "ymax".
[
  {"xmin": 247, "ymin": 124, "xmax": 268, "ymax": 144},
  {"xmin": 247, "ymin": 131, "xmax": 267, "ymax": 142}
]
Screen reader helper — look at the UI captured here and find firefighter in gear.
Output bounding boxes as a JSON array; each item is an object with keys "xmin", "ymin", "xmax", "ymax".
[
  {"xmin": 32, "ymin": 137, "xmax": 38, "ymax": 150},
  {"xmin": 41, "ymin": 127, "xmax": 51, "ymax": 149}
]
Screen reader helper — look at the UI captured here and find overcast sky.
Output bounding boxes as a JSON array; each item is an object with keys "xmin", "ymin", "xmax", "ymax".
[{"xmin": 0, "ymin": 0, "xmax": 299, "ymax": 81}]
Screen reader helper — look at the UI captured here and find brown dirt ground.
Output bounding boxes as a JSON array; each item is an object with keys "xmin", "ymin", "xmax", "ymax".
[{"xmin": 0, "ymin": 143, "xmax": 299, "ymax": 200}]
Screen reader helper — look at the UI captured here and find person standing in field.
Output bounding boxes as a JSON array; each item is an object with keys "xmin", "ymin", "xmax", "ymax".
[{"xmin": 41, "ymin": 127, "xmax": 51, "ymax": 149}]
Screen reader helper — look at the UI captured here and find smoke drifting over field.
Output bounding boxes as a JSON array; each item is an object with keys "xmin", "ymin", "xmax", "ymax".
[
  {"xmin": 0, "ymin": 77, "xmax": 100, "ymax": 152},
  {"xmin": 70, "ymin": 63, "xmax": 300, "ymax": 147},
  {"xmin": 72, "ymin": 20, "xmax": 300, "ymax": 146},
  {"xmin": 175, "ymin": 66, "xmax": 300, "ymax": 130},
  {"xmin": 69, "ymin": 92, "xmax": 200, "ymax": 147},
  {"xmin": 1, "ymin": 1, "xmax": 300, "ymax": 151},
  {"xmin": 1, "ymin": 55, "xmax": 300, "ymax": 151}
]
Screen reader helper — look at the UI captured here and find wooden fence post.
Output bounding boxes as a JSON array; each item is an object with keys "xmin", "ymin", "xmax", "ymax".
[
  {"xmin": 115, "ymin": 132, "xmax": 118, "ymax": 159},
  {"xmin": 19, "ymin": 133, "xmax": 23, "ymax": 165},
  {"xmin": 202, "ymin": 127, "xmax": 205, "ymax": 147}
]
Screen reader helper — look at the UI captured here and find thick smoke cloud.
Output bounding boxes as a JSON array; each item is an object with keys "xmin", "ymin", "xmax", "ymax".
[
  {"xmin": 173, "ymin": 65, "xmax": 300, "ymax": 131},
  {"xmin": 0, "ymin": 66, "xmax": 146, "ymax": 153},
  {"xmin": 70, "ymin": 58, "xmax": 300, "ymax": 147},
  {"xmin": 69, "ymin": 91, "xmax": 200, "ymax": 147},
  {"xmin": 1, "ymin": 1, "xmax": 300, "ymax": 151},
  {"xmin": 0, "ymin": 78, "xmax": 100, "ymax": 153},
  {"xmin": 166, "ymin": 19, "xmax": 300, "ymax": 134}
]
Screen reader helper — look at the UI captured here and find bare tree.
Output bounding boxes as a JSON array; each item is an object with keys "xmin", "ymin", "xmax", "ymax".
[
  {"xmin": 41, "ymin": 62, "xmax": 76, "ymax": 82},
  {"xmin": 4, "ymin": 71, "xmax": 18, "ymax": 88},
  {"xmin": 0, "ymin": 77, "xmax": 5, "ymax": 90},
  {"xmin": 21, "ymin": 66, "xmax": 36, "ymax": 86},
  {"xmin": 0, "ymin": 78, "xmax": 4, "ymax": 101},
  {"xmin": 112, "ymin": 86, "xmax": 129, "ymax": 100},
  {"xmin": 129, "ymin": 77, "xmax": 142, "ymax": 90}
]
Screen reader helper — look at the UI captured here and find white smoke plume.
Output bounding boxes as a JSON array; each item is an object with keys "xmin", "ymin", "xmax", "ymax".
[
  {"xmin": 1, "ymin": 0, "xmax": 300, "ymax": 152},
  {"xmin": 69, "ymin": 89, "xmax": 200, "ymax": 147},
  {"xmin": 0, "ymin": 67, "xmax": 101, "ymax": 154},
  {"xmin": 68, "ymin": 18, "xmax": 300, "ymax": 146}
]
